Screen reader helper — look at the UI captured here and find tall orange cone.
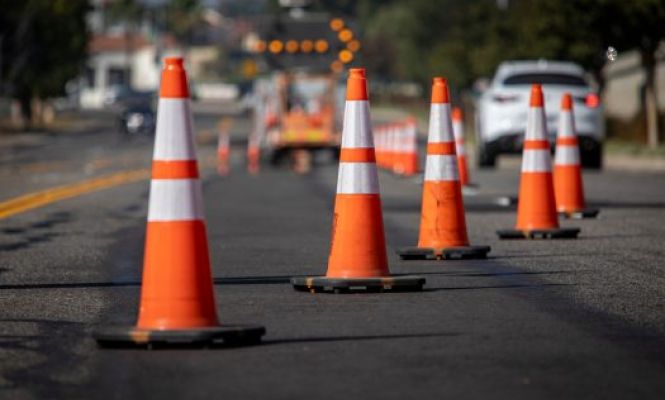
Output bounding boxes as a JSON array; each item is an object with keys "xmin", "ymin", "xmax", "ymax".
[
  {"xmin": 452, "ymin": 107, "xmax": 471, "ymax": 186},
  {"xmin": 497, "ymin": 84, "xmax": 580, "ymax": 239},
  {"xmin": 398, "ymin": 78, "xmax": 490, "ymax": 260},
  {"xmin": 94, "ymin": 58, "xmax": 265, "ymax": 347},
  {"xmin": 292, "ymin": 68, "xmax": 424, "ymax": 293},
  {"xmin": 217, "ymin": 118, "xmax": 231, "ymax": 176},
  {"xmin": 554, "ymin": 93, "xmax": 599, "ymax": 219}
]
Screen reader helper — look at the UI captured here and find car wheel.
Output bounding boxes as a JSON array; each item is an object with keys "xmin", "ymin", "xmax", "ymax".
[{"xmin": 477, "ymin": 144, "xmax": 497, "ymax": 168}]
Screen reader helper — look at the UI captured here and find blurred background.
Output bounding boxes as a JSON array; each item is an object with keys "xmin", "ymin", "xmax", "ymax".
[{"xmin": 1, "ymin": 0, "xmax": 664, "ymax": 169}]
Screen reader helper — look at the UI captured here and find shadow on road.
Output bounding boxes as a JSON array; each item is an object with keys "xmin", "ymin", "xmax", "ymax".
[
  {"xmin": 0, "ymin": 275, "xmax": 308, "ymax": 290},
  {"xmin": 422, "ymin": 282, "xmax": 574, "ymax": 292},
  {"xmin": 263, "ymin": 331, "xmax": 459, "ymax": 346}
]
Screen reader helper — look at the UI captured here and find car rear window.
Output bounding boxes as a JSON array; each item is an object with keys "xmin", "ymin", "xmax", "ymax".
[{"xmin": 503, "ymin": 73, "xmax": 587, "ymax": 86}]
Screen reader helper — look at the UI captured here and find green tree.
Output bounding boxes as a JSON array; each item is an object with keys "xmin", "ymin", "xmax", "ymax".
[
  {"xmin": 0, "ymin": 0, "xmax": 90, "ymax": 128},
  {"xmin": 165, "ymin": 0, "xmax": 202, "ymax": 50}
]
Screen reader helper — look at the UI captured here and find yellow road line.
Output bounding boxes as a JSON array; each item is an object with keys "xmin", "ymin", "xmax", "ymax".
[{"xmin": 0, "ymin": 169, "xmax": 150, "ymax": 220}]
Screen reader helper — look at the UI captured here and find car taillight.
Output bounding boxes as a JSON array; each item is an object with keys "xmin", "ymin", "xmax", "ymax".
[
  {"xmin": 492, "ymin": 94, "xmax": 519, "ymax": 103},
  {"xmin": 585, "ymin": 93, "xmax": 600, "ymax": 108}
]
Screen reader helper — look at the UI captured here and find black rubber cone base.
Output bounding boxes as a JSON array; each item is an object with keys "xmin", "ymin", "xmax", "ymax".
[
  {"xmin": 559, "ymin": 208, "xmax": 600, "ymax": 219},
  {"xmin": 93, "ymin": 324, "xmax": 265, "ymax": 349},
  {"xmin": 496, "ymin": 227, "xmax": 580, "ymax": 239},
  {"xmin": 291, "ymin": 276, "xmax": 425, "ymax": 294},
  {"xmin": 397, "ymin": 245, "xmax": 491, "ymax": 260}
]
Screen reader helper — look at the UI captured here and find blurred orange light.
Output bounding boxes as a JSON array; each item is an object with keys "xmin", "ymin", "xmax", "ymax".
[
  {"xmin": 330, "ymin": 60, "xmax": 344, "ymax": 73},
  {"xmin": 255, "ymin": 40, "xmax": 267, "ymax": 53},
  {"xmin": 269, "ymin": 40, "xmax": 284, "ymax": 54},
  {"xmin": 338, "ymin": 49, "xmax": 354, "ymax": 64},
  {"xmin": 315, "ymin": 39, "xmax": 329, "ymax": 53},
  {"xmin": 285, "ymin": 40, "xmax": 299, "ymax": 53},
  {"xmin": 300, "ymin": 40, "xmax": 314, "ymax": 53},
  {"xmin": 338, "ymin": 29, "xmax": 353, "ymax": 42},
  {"xmin": 347, "ymin": 39, "xmax": 361, "ymax": 52},
  {"xmin": 330, "ymin": 18, "xmax": 345, "ymax": 31}
]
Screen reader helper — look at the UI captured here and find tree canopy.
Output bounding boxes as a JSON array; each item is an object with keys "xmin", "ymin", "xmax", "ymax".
[{"xmin": 0, "ymin": 0, "xmax": 90, "ymax": 116}]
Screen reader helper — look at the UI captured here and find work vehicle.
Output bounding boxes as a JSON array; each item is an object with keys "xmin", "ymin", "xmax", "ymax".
[
  {"xmin": 475, "ymin": 60, "xmax": 604, "ymax": 168},
  {"xmin": 262, "ymin": 71, "xmax": 341, "ymax": 166}
]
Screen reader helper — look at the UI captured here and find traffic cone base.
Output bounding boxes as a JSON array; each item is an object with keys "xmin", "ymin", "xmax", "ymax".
[
  {"xmin": 399, "ymin": 77, "xmax": 490, "ymax": 261},
  {"xmin": 93, "ymin": 325, "xmax": 266, "ymax": 348},
  {"xmin": 93, "ymin": 57, "xmax": 265, "ymax": 348},
  {"xmin": 291, "ymin": 275, "xmax": 425, "ymax": 294},
  {"xmin": 293, "ymin": 68, "xmax": 424, "ymax": 293},
  {"xmin": 397, "ymin": 245, "xmax": 491, "ymax": 261},
  {"xmin": 496, "ymin": 227, "xmax": 580, "ymax": 240}
]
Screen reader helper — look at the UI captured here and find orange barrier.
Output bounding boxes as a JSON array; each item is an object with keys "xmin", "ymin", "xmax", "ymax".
[
  {"xmin": 554, "ymin": 93, "xmax": 599, "ymax": 219},
  {"xmin": 292, "ymin": 68, "xmax": 424, "ymax": 293},
  {"xmin": 497, "ymin": 85, "xmax": 580, "ymax": 239},
  {"xmin": 93, "ymin": 57, "xmax": 265, "ymax": 347},
  {"xmin": 397, "ymin": 78, "xmax": 490, "ymax": 260}
]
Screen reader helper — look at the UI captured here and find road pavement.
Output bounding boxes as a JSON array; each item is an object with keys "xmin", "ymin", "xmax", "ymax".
[{"xmin": 1, "ymin": 110, "xmax": 665, "ymax": 399}]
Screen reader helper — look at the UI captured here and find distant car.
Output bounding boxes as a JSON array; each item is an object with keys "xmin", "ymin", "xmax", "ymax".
[{"xmin": 475, "ymin": 60, "xmax": 604, "ymax": 168}]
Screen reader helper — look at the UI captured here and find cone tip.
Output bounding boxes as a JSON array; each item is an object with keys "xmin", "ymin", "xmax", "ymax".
[
  {"xmin": 530, "ymin": 84, "xmax": 543, "ymax": 107},
  {"xmin": 164, "ymin": 57, "xmax": 184, "ymax": 69},
  {"xmin": 160, "ymin": 57, "xmax": 189, "ymax": 98},
  {"xmin": 431, "ymin": 76, "xmax": 449, "ymax": 104},
  {"xmin": 561, "ymin": 92, "xmax": 573, "ymax": 110},
  {"xmin": 452, "ymin": 107, "xmax": 463, "ymax": 121},
  {"xmin": 349, "ymin": 68, "xmax": 366, "ymax": 78},
  {"xmin": 346, "ymin": 68, "xmax": 368, "ymax": 100}
]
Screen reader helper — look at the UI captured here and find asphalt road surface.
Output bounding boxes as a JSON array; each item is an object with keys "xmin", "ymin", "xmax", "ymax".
[{"xmin": 1, "ymin": 109, "xmax": 665, "ymax": 399}]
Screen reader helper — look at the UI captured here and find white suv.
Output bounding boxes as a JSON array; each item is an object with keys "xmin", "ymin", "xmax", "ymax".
[{"xmin": 475, "ymin": 60, "xmax": 604, "ymax": 168}]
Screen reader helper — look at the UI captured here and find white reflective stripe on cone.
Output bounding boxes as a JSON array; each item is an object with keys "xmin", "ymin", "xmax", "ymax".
[
  {"xmin": 558, "ymin": 111, "xmax": 576, "ymax": 138},
  {"xmin": 341, "ymin": 101, "xmax": 374, "ymax": 148},
  {"xmin": 428, "ymin": 103, "xmax": 454, "ymax": 143},
  {"xmin": 148, "ymin": 179, "xmax": 204, "ymax": 221},
  {"xmin": 455, "ymin": 141, "xmax": 466, "ymax": 156},
  {"xmin": 522, "ymin": 149, "xmax": 552, "ymax": 172},
  {"xmin": 336, "ymin": 162, "xmax": 379, "ymax": 194},
  {"xmin": 424, "ymin": 155, "xmax": 459, "ymax": 182},
  {"xmin": 153, "ymin": 99, "xmax": 197, "ymax": 161},
  {"xmin": 555, "ymin": 146, "xmax": 580, "ymax": 166},
  {"xmin": 453, "ymin": 120, "xmax": 463, "ymax": 140},
  {"xmin": 525, "ymin": 107, "xmax": 548, "ymax": 141},
  {"xmin": 218, "ymin": 133, "xmax": 230, "ymax": 150}
]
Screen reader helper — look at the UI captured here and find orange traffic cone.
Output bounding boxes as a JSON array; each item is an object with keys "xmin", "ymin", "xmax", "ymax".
[
  {"xmin": 554, "ymin": 93, "xmax": 599, "ymax": 219},
  {"xmin": 452, "ymin": 107, "xmax": 471, "ymax": 186},
  {"xmin": 402, "ymin": 117, "xmax": 419, "ymax": 176},
  {"xmin": 292, "ymin": 68, "xmax": 424, "ymax": 293},
  {"xmin": 217, "ymin": 118, "xmax": 231, "ymax": 176},
  {"xmin": 392, "ymin": 122, "xmax": 406, "ymax": 175},
  {"xmin": 375, "ymin": 124, "xmax": 386, "ymax": 168},
  {"xmin": 94, "ymin": 58, "xmax": 265, "ymax": 347},
  {"xmin": 497, "ymin": 84, "xmax": 580, "ymax": 239},
  {"xmin": 398, "ymin": 78, "xmax": 490, "ymax": 260},
  {"xmin": 247, "ymin": 133, "xmax": 260, "ymax": 175}
]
